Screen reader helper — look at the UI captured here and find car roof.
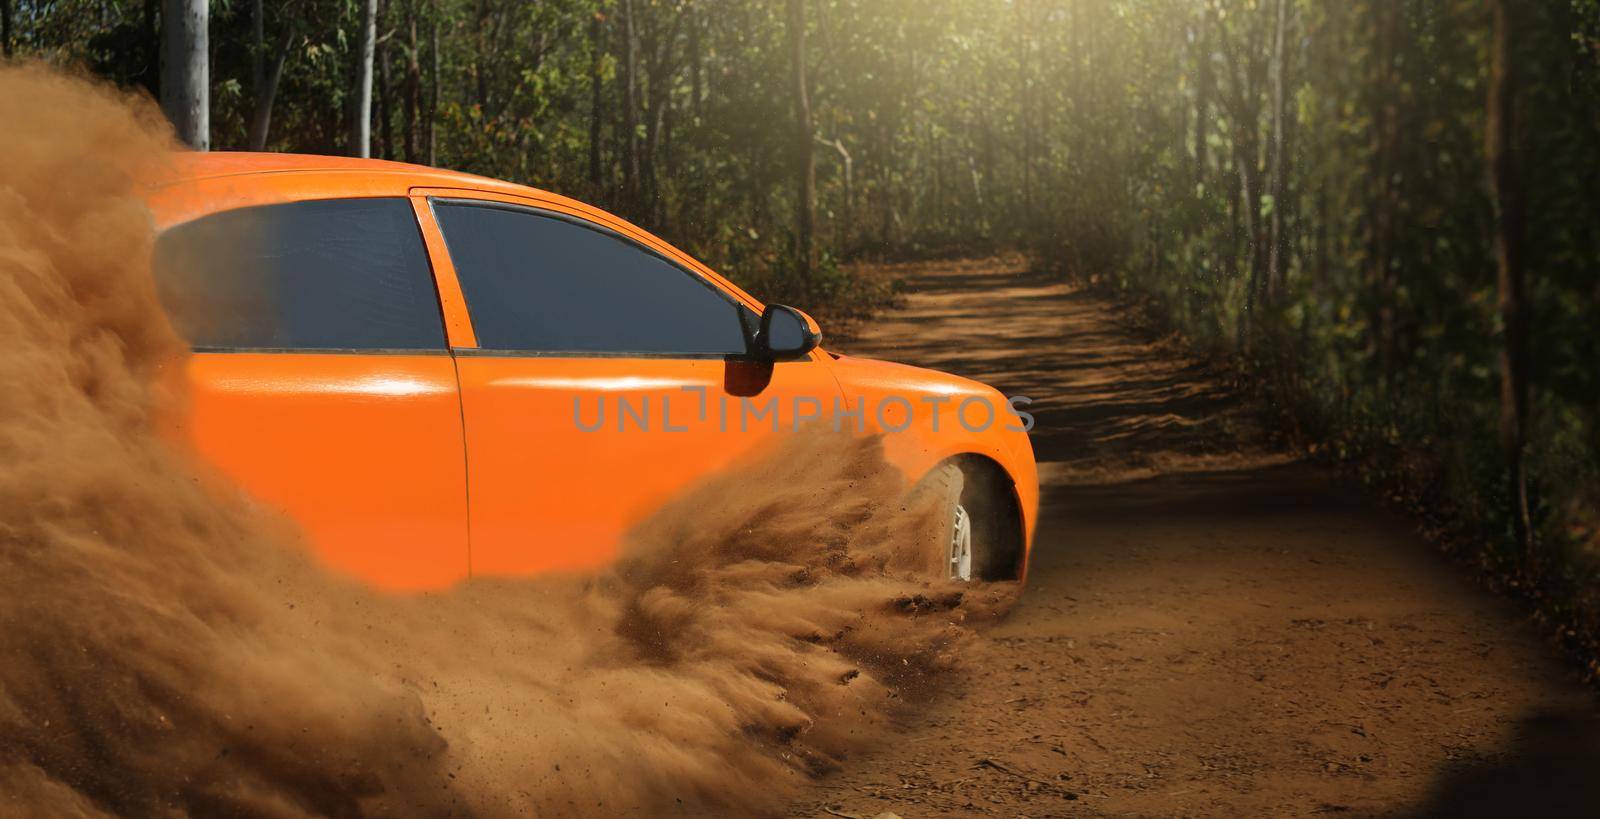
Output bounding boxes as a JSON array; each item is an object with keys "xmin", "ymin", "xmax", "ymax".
[
  {"xmin": 149, "ymin": 151, "xmax": 601, "ymax": 227},
  {"xmin": 163, "ymin": 152, "xmax": 541, "ymax": 197}
]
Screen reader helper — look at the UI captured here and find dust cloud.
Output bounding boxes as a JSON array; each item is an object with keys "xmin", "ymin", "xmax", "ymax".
[{"xmin": 0, "ymin": 64, "xmax": 1009, "ymax": 817}]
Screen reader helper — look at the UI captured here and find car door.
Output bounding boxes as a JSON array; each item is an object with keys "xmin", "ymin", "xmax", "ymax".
[
  {"xmin": 417, "ymin": 192, "xmax": 844, "ymax": 578},
  {"xmin": 154, "ymin": 195, "xmax": 471, "ymax": 591}
]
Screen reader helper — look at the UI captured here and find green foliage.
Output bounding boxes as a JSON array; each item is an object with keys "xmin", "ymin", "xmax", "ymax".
[{"xmin": 1024, "ymin": 0, "xmax": 1600, "ymax": 675}]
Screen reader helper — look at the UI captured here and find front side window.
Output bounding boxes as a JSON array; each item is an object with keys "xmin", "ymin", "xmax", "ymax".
[
  {"xmin": 432, "ymin": 201, "xmax": 749, "ymax": 356},
  {"xmin": 154, "ymin": 198, "xmax": 447, "ymax": 351}
]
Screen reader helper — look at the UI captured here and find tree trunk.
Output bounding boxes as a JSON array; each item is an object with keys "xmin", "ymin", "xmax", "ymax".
[
  {"xmin": 427, "ymin": 0, "xmax": 438, "ymax": 165},
  {"xmin": 1016, "ymin": 0, "xmax": 1032, "ymax": 219},
  {"xmin": 1233, "ymin": 106, "xmax": 1264, "ymax": 337},
  {"xmin": 1265, "ymin": 0, "xmax": 1290, "ymax": 305},
  {"xmin": 349, "ymin": 0, "xmax": 378, "ymax": 158},
  {"xmin": 160, "ymin": 0, "xmax": 209, "ymax": 150},
  {"xmin": 932, "ymin": 123, "xmax": 945, "ymax": 230},
  {"xmin": 826, "ymin": 136, "xmax": 853, "ymax": 214},
  {"xmin": 1224, "ymin": 153, "xmax": 1240, "ymax": 285},
  {"xmin": 1314, "ymin": 182, "xmax": 1329, "ymax": 291},
  {"xmin": 619, "ymin": 0, "xmax": 643, "ymax": 215},
  {"xmin": 588, "ymin": 8, "xmax": 606, "ymax": 193},
  {"xmin": 251, "ymin": 0, "xmax": 264, "ymax": 96},
  {"xmin": 141, "ymin": 0, "xmax": 159, "ymax": 95},
  {"xmin": 247, "ymin": 29, "xmax": 291, "ymax": 150},
  {"xmin": 404, "ymin": 2, "xmax": 421, "ymax": 164},
  {"xmin": 470, "ymin": 0, "xmax": 487, "ymax": 110},
  {"xmin": 2, "ymin": 0, "xmax": 12, "ymax": 57},
  {"xmin": 879, "ymin": 117, "xmax": 894, "ymax": 247},
  {"xmin": 1238, "ymin": 144, "xmax": 1262, "ymax": 325},
  {"xmin": 640, "ymin": 11, "xmax": 679, "ymax": 227},
  {"xmin": 788, "ymin": 0, "xmax": 815, "ymax": 291},
  {"xmin": 660, "ymin": 85, "xmax": 677, "ymax": 207},
  {"xmin": 821, "ymin": 133, "xmax": 853, "ymax": 248},
  {"xmin": 1193, "ymin": 4, "xmax": 1213, "ymax": 192},
  {"xmin": 377, "ymin": 7, "xmax": 395, "ymax": 162},
  {"xmin": 1488, "ymin": 0, "xmax": 1533, "ymax": 568},
  {"xmin": 1219, "ymin": 12, "xmax": 1267, "ymax": 343},
  {"xmin": 688, "ymin": 2, "xmax": 703, "ymax": 120},
  {"xmin": 1369, "ymin": 0, "xmax": 1401, "ymax": 380}
]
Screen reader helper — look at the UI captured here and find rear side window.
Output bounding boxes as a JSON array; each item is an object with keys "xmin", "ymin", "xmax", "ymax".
[
  {"xmin": 154, "ymin": 198, "xmax": 447, "ymax": 351},
  {"xmin": 432, "ymin": 201, "xmax": 749, "ymax": 356}
]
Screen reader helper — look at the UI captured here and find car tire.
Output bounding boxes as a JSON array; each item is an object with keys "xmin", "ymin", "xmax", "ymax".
[{"xmin": 909, "ymin": 462, "xmax": 1021, "ymax": 582}]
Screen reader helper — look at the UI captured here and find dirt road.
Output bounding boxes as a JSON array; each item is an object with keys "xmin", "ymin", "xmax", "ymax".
[{"xmin": 790, "ymin": 257, "xmax": 1600, "ymax": 817}]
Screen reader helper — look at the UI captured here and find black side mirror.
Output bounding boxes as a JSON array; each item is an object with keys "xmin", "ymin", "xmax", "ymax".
[{"xmin": 754, "ymin": 304, "xmax": 822, "ymax": 361}]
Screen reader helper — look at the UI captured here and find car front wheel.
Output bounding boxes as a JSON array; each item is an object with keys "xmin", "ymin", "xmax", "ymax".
[{"xmin": 911, "ymin": 462, "xmax": 1021, "ymax": 582}]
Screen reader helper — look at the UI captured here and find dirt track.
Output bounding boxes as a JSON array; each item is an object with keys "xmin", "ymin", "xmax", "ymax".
[{"xmin": 789, "ymin": 257, "xmax": 1600, "ymax": 817}]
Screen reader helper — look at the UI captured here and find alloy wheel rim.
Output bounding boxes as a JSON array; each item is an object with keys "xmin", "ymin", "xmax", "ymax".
[{"xmin": 949, "ymin": 504, "xmax": 973, "ymax": 581}]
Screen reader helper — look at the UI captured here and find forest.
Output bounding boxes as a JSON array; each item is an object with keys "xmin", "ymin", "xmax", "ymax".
[{"xmin": 5, "ymin": 0, "xmax": 1600, "ymax": 675}]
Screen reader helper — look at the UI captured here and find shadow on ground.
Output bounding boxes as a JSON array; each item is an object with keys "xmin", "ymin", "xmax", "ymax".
[{"xmin": 1411, "ymin": 710, "xmax": 1600, "ymax": 817}]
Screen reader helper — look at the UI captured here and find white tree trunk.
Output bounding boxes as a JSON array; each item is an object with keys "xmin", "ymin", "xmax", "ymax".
[
  {"xmin": 160, "ymin": 0, "xmax": 209, "ymax": 150},
  {"xmin": 349, "ymin": 0, "xmax": 378, "ymax": 158}
]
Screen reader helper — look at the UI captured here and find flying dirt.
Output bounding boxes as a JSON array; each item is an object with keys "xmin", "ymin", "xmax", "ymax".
[{"xmin": 0, "ymin": 65, "xmax": 1012, "ymax": 817}]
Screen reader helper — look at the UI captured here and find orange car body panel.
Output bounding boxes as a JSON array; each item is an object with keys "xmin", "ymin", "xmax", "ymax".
[
  {"xmin": 454, "ymin": 356, "xmax": 844, "ymax": 576},
  {"xmin": 146, "ymin": 153, "xmax": 1038, "ymax": 590},
  {"xmin": 178, "ymin": 353, "xmax": 471, "ymax": 589}
]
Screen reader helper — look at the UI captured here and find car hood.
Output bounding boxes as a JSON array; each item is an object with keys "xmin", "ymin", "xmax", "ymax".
[{"xmin": 824, "ymin": 352, "xmax": 1002, "ymax": 402}]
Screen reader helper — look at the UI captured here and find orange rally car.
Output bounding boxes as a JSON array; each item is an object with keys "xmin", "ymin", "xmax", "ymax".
[{"xmin": 147, "ymin": 154, "xmax": 1038, "ymax": 591}]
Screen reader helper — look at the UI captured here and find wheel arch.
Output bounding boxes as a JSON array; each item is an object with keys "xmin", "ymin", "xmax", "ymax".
[{"xmin": 936, "ymin": 453, "xmax": 1028, "ymax": 581}]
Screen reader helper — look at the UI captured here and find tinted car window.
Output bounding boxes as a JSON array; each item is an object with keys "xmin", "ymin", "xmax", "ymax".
[
  {"xmin": 433, "ymin": 202, "xmax": 749, "ymax": 355},
  {"xmin": 154, "ymin": 198, "xmax": 446, "ymax": 351}
]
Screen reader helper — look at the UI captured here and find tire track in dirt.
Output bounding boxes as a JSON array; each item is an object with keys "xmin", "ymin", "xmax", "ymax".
[{"xmin": 790, "ymin": 256, "xmax": 1600, "ymax": 817}]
